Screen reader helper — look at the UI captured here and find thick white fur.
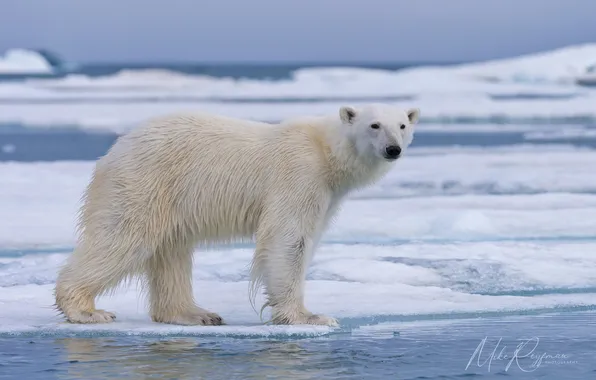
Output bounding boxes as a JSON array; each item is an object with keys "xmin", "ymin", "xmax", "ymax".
[{"xmin": 54, "ymin": 103, "xmax": 420, "ymax": 326}]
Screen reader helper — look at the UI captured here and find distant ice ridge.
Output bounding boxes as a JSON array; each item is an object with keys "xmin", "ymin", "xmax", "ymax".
[
  {"xmin": 1, "ymin": 44, "xmax": 596, "ymax": 130},
  {"xmin": 0, "ymin": 49, "xmax": 54, "ymax": 74},
  {"xmin": 14, "ymin": 43, "xmax": 596, "ymax": 92},
  {"xmin": 439, "ymin": 43, "xmax": 596, "ymax": 84}
]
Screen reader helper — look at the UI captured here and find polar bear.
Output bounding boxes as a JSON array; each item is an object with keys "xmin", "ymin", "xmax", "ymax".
[{"xmin": 54, "ymin": 103, "xmax": 420, "ymax": 327}]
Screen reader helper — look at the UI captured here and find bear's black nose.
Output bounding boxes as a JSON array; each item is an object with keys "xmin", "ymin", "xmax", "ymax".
[{"xmin": 384, "ymin": 145, "xmax": 401, "ymax": 159}]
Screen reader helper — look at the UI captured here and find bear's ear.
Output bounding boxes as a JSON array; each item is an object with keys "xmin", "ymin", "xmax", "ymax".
[
  {"xmin": 407, "ymin": 108, "xmax": 420, "ymax": 124},
  {"xmin": 339, "ymin": 106, "xmax": 357, "ymax": 123}
]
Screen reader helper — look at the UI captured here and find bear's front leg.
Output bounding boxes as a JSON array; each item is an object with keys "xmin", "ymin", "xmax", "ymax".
[
  {"xmin": 146, "ymin": 245, "xmax": 224, "ymax": 326},
  {"xmin": 252, "ymin": 195, "xmax": 339, "ymax": 327}
]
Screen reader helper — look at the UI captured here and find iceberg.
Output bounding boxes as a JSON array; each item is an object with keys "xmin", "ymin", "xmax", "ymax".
[{"xmin": 0, "ymin": 48, "xmax": 54, "ymax": 74}]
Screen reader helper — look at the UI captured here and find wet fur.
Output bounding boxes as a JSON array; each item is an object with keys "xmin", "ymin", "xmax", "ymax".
[{"xmin": 54, "ymin": 104, "xmax": 419, "ymax": 326}]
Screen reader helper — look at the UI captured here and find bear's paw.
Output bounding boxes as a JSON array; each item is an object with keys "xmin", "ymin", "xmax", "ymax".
[
  {"xmin": 153, "ymin": 308, "xmax": 225, "ymax": 326},
  {"xmin": 66, "ymin": 309, "xmax": 116, "ymax": 324}
]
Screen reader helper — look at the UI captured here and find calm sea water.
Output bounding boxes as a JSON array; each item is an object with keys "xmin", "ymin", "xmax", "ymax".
[
  {"xmin": 2, "ymin": 123, "xmax": 596, "ymax": 162},
  {"xmin": 1, "ymin": 311, "xmax": 595, "ymax": 380},
  {"xmin": 0, "ymin": 61, "xmax": 458, "ymax": 81}
]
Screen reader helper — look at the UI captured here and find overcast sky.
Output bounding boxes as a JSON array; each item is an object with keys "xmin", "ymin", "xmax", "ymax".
[{"xmin": 1, "ymin": 0, "xmax": 595, "ymax": 64}]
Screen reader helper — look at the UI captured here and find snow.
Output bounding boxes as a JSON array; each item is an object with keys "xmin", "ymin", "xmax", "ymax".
[{"xmin": 1, "ymin": 145, "xmax": 595, "ymax": 336}]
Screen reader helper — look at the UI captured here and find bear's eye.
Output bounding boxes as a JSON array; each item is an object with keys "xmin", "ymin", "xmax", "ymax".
[
  {"xmin": 370, "ymin": 123, "xmax": 380, "ymax": 129},
  {"xmin": 400, "ymin": 124, "xmax": 406, "ymax": 130}
]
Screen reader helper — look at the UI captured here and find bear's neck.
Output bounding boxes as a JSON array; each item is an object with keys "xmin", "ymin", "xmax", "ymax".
[{"xmin": 319, "ymin": 121, "xmax": 392, "ymax": 196}]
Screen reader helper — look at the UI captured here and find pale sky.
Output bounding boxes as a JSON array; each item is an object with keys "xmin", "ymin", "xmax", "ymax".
[{"xmin": 1, "ymin": 0, "xmax": 595, "ymax": 63}]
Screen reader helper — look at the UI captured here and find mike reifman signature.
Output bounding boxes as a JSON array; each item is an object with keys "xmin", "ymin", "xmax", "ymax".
[{"xmin": 465, "ymin": 336, "xmax": 578, "ymax": 372}]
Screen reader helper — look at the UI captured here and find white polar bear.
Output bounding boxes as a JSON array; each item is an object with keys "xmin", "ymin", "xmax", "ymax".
[{"xmin": 54, "ymin": 103, "xmax": 420, "ymax": 327}]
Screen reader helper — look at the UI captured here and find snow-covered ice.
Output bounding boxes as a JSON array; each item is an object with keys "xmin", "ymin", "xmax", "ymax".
[{"xmin": 1, "ymin": 144, "xmax": 595, "ymax": 337}]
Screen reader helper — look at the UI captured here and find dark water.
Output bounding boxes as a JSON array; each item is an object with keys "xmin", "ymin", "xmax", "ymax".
[
  {"xmin": 1, "ymin": 311, "xmax": 594, "ymax": 380},
  {"xmin": 0, "ymin": 61, "xmax": 460, "ymax": 82},
  {"xmin": 2, "ymin": 123, "xmax": 596, "ymax": 162}
]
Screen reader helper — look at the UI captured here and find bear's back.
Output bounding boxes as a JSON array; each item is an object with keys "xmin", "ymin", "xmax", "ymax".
[{"xmin": 93, "ymin": 112, "xmax": 311, "ymax": 243}]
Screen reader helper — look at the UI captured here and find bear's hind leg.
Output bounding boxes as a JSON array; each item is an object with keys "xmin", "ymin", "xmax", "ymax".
[
  {"xmin": 146, "ymin": 245, "xmax": 224, "ymax": 326},
  {"xmin": 54, "ymin": 241, "xmax": 142, "ymax": 324}
]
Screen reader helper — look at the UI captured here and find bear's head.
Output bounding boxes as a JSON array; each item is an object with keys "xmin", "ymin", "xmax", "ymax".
[{"xmin": 338, "ymin": 104, "xmax": 420, "ymax": 161}]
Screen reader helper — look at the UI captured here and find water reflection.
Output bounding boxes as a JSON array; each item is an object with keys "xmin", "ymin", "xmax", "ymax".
[{"xmin": 57, "ymin": 336, "xmax": 361, "ymax": 380}]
